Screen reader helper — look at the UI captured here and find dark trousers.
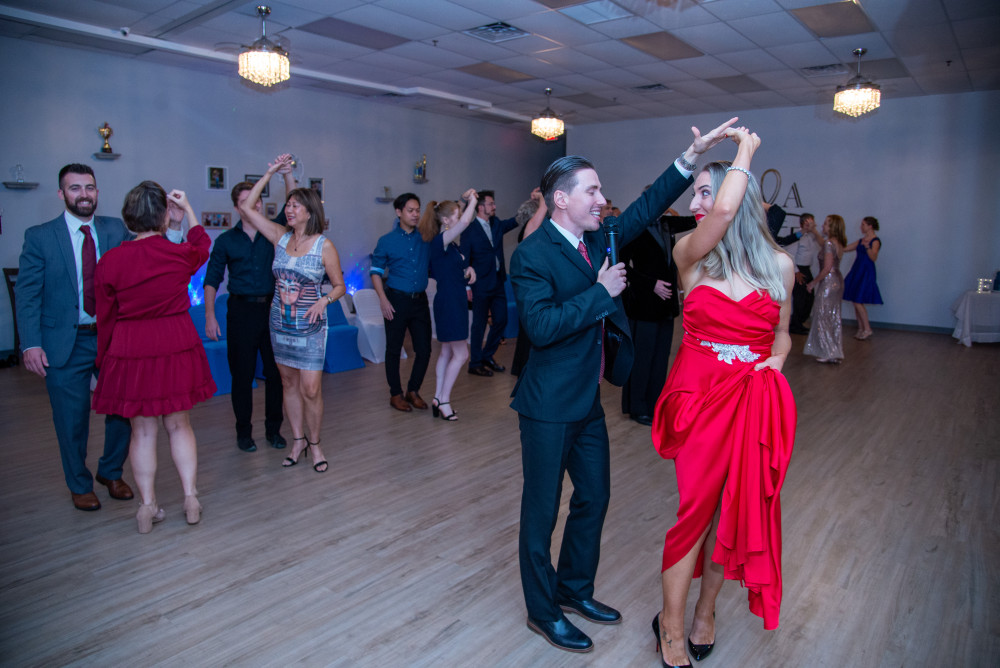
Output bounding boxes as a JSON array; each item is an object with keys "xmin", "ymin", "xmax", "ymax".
[
  {"xmin": 45, "ymin": 330, "xmax": 131, "ymax": 494},
  {"xmin": 384, "ymin": 289, "xmax": 432, "ymax": 396},
  {"xmin": 518, "ymin": 392, "xmax": 610, "ymax": 621},
  {"xmin": 227, "ymin": 298, "xmax": 283, "ymax": 438},
  {"xmin": 622, "ymin": 317, "xmax": 675, "ymax": 417},
  {"xmin": 791, "ymin": 264, "xmax": 814, "ymax": 329},
  {"xmin": 469, "ymin": 284, "xmax": 507, "ymax": 368}
]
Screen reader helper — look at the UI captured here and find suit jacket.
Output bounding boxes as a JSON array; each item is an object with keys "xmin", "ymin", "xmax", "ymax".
[
  {"xmin": 15, "ymin": 214, "xmax": 131, "ymax": 367},
  {"xmin": 622, "ymin": 215, "xmax": 697, "ymax": 321},
  {"xmin": 510, "ymin": 164, "xmax": 692, "ymax": 422},
  {"xmin": 460, "ymin": 215, "xmax": 517, "ymax": 296}
]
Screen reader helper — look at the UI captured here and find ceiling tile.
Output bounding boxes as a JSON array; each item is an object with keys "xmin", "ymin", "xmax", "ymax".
[
  {"xmin": 492, "ymin": 54, "xmax": 572, "ymax": 78},
  {"xmin": 574, "ymin": 39, "xmax": 659, "ymax": 66},
  {"xmin": 584, "ymin": 15, "xmax": 664, "ymax": 39},
  {"xmin": 668, "ymin": 55, "xmax": 743, "ymax": 79},
  {"xmin": 334, "ymin": 4, "xmax": 451, "ymax": 40},
  {"xmin": 952, "ymin": 15, "xmax": 1000, "ymax": 50},
  {"xmin": 512, "ymin": 7, "xmax": 611, "ymax": 46},
  {"xmin": 457, "ymin": 61, "xmax": 537, "ymax": 83},
  {"xmin": 790, "ymin": 1, "xmax": 876, "ymax": 38},
  {"xmin": 383, "ymin": 40, "xmax": 478, "ymax": 68},
  {"xmin": 729, "ymin": 11, "xmax": 814, "ymax": 47},
  {"xmin": 373, "ymin": 0, "xmax": 494, "ymax": 31},
  {"xmin": 621, "ymin": 31, "xmax": 703, "ymax": 60},
  {"xmin": 766, "ymin": 41, "xmax": 841, "ymax": 69},
  {"xmin": 672, "ymin": 20, "xmax": 758, "ymax": 55},
  {"xmin": 588, "ymin": 66, "xmax": 658, "ymax": 87},
  {"xmin": 715, "ymin": 47, "xmax": 788, "ymax": 73},
  {"xmin": 626, "ymin": 60, "xmax": 698, "ymax": 83},
  {"xmin": 699, "ymin": 0, "xmax": 785, "ymax": 22},
  {"xmin": 533, "ymin": 46, "xmax": 617, "ymax": 73},
  {"xmin": 632, "ymin": 2, "xmax": 719, "ymax": 31}
]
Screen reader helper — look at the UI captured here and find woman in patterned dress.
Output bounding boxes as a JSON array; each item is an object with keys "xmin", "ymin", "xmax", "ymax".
[
  {"xmin": 803, "ymin": 215, "xmax": 846, "ymax": 363},
  {"xmin": 238, "ymin": 154, "xmax": 345, "ymax": 473}
]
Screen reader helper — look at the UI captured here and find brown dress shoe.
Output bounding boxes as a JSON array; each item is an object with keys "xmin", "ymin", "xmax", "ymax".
[
  {"xmin": 390, "ymin": 394, "xmax": 413, "ymax": 412},
  {"xmin": 95, "ymin": 474, "xmax": 134, "ymax": 500},
  {"xmin": 71, "ymin": 492, "xmax": 101, "ymax": 511},
  {"xmin": 405, "ymin": 391, "xmax": 428, "ymax": 410}
]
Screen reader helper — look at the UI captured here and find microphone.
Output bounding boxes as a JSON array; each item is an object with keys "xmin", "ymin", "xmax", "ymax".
[{"xmin": 604, "ymin": 218, "xmax": 620, "ymax": 265}]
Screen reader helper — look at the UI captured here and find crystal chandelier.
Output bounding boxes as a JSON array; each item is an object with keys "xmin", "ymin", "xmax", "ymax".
[
  {"xmin": 531, "ymin": 88, "xmax": 565, "ymax": 141},
  {"xmin": 238, "ymin": 6, "xmax": 290, "ymax": 87},
  {"xmin": 833, "ymin": 48, "xmax": 881, "ymax": 117}
]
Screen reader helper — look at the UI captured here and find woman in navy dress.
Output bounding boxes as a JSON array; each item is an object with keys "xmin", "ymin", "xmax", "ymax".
[
  {"xmin": 842, "ymin": 216, "xmax": 882, "ymax": 340},
  {"xmin": 418, "ymin": 189, "xmax": 478, "ymax": 420}
]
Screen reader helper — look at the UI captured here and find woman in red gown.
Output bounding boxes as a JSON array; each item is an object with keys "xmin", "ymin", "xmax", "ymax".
[
  {"xmin": 651, "ymin": 128, "xmax": 796, "ymax": 666},
  {"xmin": 92, "ymin": 182, "xmax": 215, "ymax": 534}
]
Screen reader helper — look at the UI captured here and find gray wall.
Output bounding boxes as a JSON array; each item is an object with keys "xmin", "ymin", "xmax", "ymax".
[
  {"xmin": 0, "ymin": 36, "xmax": 561, "ymax": 352},
  {"xmin": 568, "ymin": 92, "xmax": 1000, "ymax": 330}
]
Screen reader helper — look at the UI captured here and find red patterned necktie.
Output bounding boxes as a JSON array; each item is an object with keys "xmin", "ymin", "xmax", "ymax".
[
  {"xmin": 80, "ymin": 225, "xmax": 96, "ymax": 316},
  {"xmin": 577, "ymin": 241, "xmax": 604, "ymax": 383}
]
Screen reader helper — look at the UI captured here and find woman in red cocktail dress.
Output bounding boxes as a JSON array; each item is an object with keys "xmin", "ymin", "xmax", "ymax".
[{"xmin": 650, "ymin": 128, "xmax": 796, "ymax": 667}]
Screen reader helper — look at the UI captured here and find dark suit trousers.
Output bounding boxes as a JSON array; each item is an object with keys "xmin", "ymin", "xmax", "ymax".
[
  {"xmin": 792, "ymin": 265, "xmax": 814, "ymax": 329},
  {"xmin": 227, "ymin": 298, "xmax": 283, "ymax": 438},
  {"xmin": 383, "ymin": 289, "xmax": 432, "ymax": 396},
  {"xmin": 45, "ymin": 330, "xmax": 130, "ymax": 494},
  {"xmin": 470, "ymin": 283, "xmax": 507, "ymax": 367},
  {"xmin": 622, "ymin": 318, "xmax": 675, "ymax": 417},
  {"xmin": 518, "ymin": 392, "xmax": 610, "ymax": 621}
]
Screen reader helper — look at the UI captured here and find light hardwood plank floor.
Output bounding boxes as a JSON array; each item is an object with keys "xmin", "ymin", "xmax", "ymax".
[{"xmin": 0, "ymin": 325, "xmax": 997, "ymax": 667}]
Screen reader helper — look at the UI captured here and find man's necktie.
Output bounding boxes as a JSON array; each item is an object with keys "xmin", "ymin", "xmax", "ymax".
[
  {"xmin": 577, "ymin": 241, "xmax": 604, "ymax": 383},
  {"xmin": 80, "ymin": 225, "xmax": 96, "ymax": 316}
]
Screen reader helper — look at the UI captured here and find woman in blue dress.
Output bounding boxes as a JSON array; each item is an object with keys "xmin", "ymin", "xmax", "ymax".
[
  {"xmin": 842, "ymin": 216, "xmax": 882, "ymax": 340},
  {"xmin": 419, "ymin": 189, "xmax": 479, "ymax": 421},
  {"xmin": 239, "ymin": 154, "xmax": 346, "ymax": 472}
]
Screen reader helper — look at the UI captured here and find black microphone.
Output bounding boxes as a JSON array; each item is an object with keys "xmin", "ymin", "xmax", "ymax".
[{"xmin": 605, "ymin": 218, "xmax": 620, "ymax": 265}]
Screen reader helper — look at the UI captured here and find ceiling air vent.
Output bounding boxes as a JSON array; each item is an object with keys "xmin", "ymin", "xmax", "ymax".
[
  {"xmin": 800, "ymin": 63, "xmax": 849, "ymax": 78},
  {"xmin": 633, "ymin": 83, "xmax": 671, "ymax": 92},
  {"xmin": 464, "ymin": 22, "xmax": 530, "ymax": 43}
]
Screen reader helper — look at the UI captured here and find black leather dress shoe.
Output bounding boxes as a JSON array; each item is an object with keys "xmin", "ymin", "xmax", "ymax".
[
  {"xmin": 526, "ymin": 615, "xmax": 593, "ymax": 653},
  {"xmin": 467, "ymin": 365, "xmax": 493, "ymax": 377},
  {"xmin": 266, "ymin": 432, "xmax": 287, "ymax": 449},
  {"xmin": 237, "ymin": 437, "xmax": 257, "ymax": 452},
  {"xmin": 557, "ymin": 595, "xmax": 622, "ymax": 625},
  {"xmin": 484, "ymin": 357, "xmax": 506, "ymax": 372},
  {"xmin": 631, "ymin": 413, "xmax": 653, "ymax": 426}
]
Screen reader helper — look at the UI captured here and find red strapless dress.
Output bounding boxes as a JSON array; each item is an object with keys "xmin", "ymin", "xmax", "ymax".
[{"xmin": 652, "ymin": 285, "xmax": 796, "ymax": 630}]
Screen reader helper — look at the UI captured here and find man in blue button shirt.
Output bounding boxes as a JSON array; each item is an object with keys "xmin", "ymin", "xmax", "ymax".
[
  {"xmin": 203, "ymin": 166, "xmax": 294, "ymax": 452},
  {"xmin": 370, "ymin": 193, "xmax": 432, "ymax": 412}
]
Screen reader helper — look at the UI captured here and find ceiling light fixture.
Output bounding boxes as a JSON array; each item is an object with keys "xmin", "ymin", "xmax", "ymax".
[
  {"xmin": 238, "ymin": 6, "xmax": 289, "ymax": 87},
  {"xmin": 531, "ymin": 88, "xmax": 564, "ymax": 141},
  {"xmin": 833, "ymin": 48, "xmax": 880, "ymax": 117}
]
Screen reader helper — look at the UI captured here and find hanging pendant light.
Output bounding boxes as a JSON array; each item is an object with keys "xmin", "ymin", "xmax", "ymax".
[
  {"xmin": 238, "ymin": 6, "xmax": 290, "ymax": 87},
  {"xmin": 531, "ymin": 88, "xmax": 565, "ymax": 141},
  {"xmin": 833, "ymin": 48, "xmax": 881, "ymax": 117}
]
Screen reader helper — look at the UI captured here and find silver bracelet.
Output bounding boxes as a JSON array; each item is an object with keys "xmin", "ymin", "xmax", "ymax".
[
  {"xmin": 677, "ymin": 152, "xmax": 697, "ymax": 172},
  {"xmin": 726, "ymin": 166, "xmax": 753, "ymax": 179}
]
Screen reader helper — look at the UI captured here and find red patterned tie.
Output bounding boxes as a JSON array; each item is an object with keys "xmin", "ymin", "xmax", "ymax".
[
  {"xmin": 80, "ymin": 225, "xmax": 96, "ymax": 316},
  {"xmin": 577, "ymin": 241, "xmax": 604, "ymax": 383}
]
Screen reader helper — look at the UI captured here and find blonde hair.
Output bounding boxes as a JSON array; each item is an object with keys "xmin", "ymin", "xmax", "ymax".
[
  {"xmin": 417, "ymin": 200, "xmax": 459, "ymax": 242},
  {"xmin": 825, "ymin": 214, "xmax": 847, "ymax": 246},
  {"xmin": 700, "ymin": 161, "xmax": 787, "ymax": 302}
]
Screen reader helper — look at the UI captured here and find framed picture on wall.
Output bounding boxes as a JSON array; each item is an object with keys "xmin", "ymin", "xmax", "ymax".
[
  {"xmin": 201, "ymin": 211, "xmax": 231, "ymax": 228},
  {"xmin": 206, "ymin": 166, "xmax": 227, "ymax": 191},
  {"xmin": 245, "ymin": 174, "xmax": 268, "ymax": 198},
  {"xmin": 265, "ymin": 202, "xmax": 278, "ymax": 218},
  {"xmin": 309, "ymin": 177, "xmax": 324, "ymax": 201}
]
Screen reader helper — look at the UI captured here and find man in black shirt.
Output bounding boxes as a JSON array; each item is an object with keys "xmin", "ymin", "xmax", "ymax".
[{"xmin": 203, "ymin": 167, "xmax": 294, "ymax": 452}]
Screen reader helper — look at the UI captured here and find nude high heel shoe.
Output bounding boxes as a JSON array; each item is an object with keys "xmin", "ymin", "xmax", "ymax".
[
  {"xmin": 136, "ymin": 503, "xmax": 165, "ymax": 534},
  {"xmin": 184, "ymin": 495, "xmax": 202, "ymax": 525}
]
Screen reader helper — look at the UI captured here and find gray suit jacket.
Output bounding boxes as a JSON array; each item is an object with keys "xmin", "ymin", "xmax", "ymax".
[{"xmin": 15, "ymin": 214, "xmax": 131, "ymax": 367}]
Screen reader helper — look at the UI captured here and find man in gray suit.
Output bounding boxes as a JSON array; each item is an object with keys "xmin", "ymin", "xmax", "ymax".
[{"xmin": 16, "ymin": 164, "xmax": 133, "ymax": 511}]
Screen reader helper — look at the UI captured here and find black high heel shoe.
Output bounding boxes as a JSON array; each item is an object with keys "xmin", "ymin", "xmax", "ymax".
[
  {"xmin": 687, "ymin": 611, "xmax": 715, "ymax": 661},
  {"xmin": 437, "ymin": 401, "xmax": 457, "ymax": 421},
  {"xmin": 307, "ymin": 438, "xmax": 328, "ymax": 473},
  {"xmin": 282, "ymin": 437, "xmax": 307, "ymax": 467},
  {"xmin": 652, "ymin": 613, "xmax": 692, "ymax": 668},
  {"xmin": 432, "ymin": 397, "xmax": 441, "ymax": 418}
]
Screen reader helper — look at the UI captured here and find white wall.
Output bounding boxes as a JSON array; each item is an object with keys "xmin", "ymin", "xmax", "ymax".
[
  {"xmin": 568, "ymin": 92, "xmax": 1000, "ymax": 330},
  {"xmin": 0, "ymin": 36, "xmax": 562, "ymax": 352}
]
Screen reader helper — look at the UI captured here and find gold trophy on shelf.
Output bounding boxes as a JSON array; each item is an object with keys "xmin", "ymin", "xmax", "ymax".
[{"xmin": 98, "ymin": 122, "xmax": 114, "ymax": 153}]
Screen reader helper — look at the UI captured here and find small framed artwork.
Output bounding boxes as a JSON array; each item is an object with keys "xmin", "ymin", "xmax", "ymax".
[
  {"xmin": 202, "ymin": 211, "xmax": 231, "ymax": 228},
  {"xmin": 245, "ymin": 174, "xmax": 268, "ymax": 198},
  {"xmin": 309, "ymin": 177, "xmax": 324, "ymax": 201},
  {"xmin": 207, "ymin": 166, "xmax": 227, "ymax": 191},
  {"xmin": 265, "ymin": 202, "xmax": 278, "ymax": 218}
]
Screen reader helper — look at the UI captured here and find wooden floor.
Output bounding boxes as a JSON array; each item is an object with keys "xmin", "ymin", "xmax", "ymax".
[{"xmin": 0, "ymin": 325, "xmax": 997, "ymax": 667}]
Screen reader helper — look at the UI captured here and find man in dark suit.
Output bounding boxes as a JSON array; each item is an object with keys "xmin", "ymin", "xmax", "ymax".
[
  {"xmin": 460, "ymin": 190, "xmax": 517, "ymax": 376},
  {"xmin": 16, "ymin": 164, "xmax": 133, "ymax": 511},
  {"xmin": 509, "ymin": 118, "xmax": 735, "ymax": 653}
]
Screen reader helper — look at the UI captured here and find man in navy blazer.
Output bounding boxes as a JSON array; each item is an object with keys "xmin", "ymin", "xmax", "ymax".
[
  {"xmin": 16, "ymin": 164, "xmax": 133, "ymax": 511},
  {"xmin": 460, "ymin": 190, "xmax": 517, "ymax": 376},
  {"xmin": 509, "ymin": 118, "xmax": 736, "ymax": 653}
]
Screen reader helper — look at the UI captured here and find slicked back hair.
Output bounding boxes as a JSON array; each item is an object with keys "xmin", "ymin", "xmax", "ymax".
[{"xmin": 540, "ymin": 155, "xmax": 595, "ymax": 214}]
